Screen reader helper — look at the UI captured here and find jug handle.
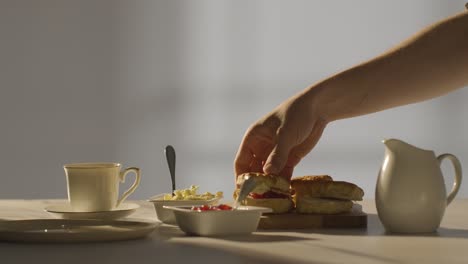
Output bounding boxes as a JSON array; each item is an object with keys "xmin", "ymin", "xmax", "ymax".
[{"xmin": 437, "ymin": 154, "xmax": 463, "ymax": 205}]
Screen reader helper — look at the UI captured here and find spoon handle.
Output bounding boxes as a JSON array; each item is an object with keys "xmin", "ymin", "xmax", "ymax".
[{"xmin": 165, "ymin": 145, "xmax": 176, "ymax": 194}]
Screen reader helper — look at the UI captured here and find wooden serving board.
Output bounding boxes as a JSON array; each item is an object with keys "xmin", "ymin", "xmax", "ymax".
[{"xmin": 258, "ymin": 204, "xmax": 367, "ymax": 229}]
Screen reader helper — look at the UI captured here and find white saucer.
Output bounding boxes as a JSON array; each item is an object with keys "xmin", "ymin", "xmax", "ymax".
[
  {"xmin": 44, "ymin": 203, "xmax": 140, "ymax": 220},
  {"xmin": 0, "ymin": 219, "xmax": 157, "ymax": 243}
]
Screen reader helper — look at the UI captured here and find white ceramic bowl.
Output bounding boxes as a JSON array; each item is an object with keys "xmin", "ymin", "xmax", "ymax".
[
  {"xmin": 163, "ymin": 205, "xmax": 272, "ymax": 236},
  {"xmin": 148, "ymin": 194, "xmax": 221, "ymax": 225}
]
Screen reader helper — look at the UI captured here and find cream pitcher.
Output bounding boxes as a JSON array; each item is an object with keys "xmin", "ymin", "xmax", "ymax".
[{"xmin": 375, "ymin": 139, "xmax": 462, "ymax": 233}]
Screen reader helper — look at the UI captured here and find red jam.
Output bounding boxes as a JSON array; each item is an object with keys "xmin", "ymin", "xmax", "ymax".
[{"xmin": 191, "ymin": 204, "xmax": 233, "ymax": 211}]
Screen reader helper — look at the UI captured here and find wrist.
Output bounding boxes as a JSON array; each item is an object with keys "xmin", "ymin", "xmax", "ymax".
[
  {"xmin": 302, "ymin": 80, "xmax": 336, "ymax": 123},
  {"xmin": 305, "ymin": 65, "xmax": 373, "ymax": 122}
]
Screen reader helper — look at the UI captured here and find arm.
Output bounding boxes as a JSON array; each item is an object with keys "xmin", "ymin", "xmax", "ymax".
[
  {"xmin": 311, "ymin": 11, "xmax": 468, "ymax": 121},
  {"xmin": 235, "ymin": 10, "xmax": 468, "ymax": 179}
]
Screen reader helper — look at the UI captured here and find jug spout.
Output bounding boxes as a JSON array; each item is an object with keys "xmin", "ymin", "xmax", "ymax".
[
  {"xmin": 383, "ymin": 138, "xmax": 401, "ymax": 152},
  {"xmin": 383, "ymin": 138, "xmax": 432, "ymax": 156}
]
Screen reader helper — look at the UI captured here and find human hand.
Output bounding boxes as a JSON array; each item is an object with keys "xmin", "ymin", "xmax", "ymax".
[{"xmin": 234, "ymin": 92, "xmax": 328, "ymax": 180}]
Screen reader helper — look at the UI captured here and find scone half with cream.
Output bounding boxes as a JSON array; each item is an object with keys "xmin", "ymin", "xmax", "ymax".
[
  {"xmin": 291, "ymin": 175, "xmax": 364, "ymax": 214},
  {"xmin": 234, "ymin": 172, "xmax": 293, "ymax": 213}
]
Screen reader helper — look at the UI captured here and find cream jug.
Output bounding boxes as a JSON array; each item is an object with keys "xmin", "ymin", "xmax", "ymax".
[{"xmin": 375, "ymin": 139, "xmax": 462, "ymax": 233}]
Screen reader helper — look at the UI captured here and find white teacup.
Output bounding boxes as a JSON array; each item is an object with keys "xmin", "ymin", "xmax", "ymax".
[{"xmin": 64, "ymin": 162, "xmax": 141, "ymax": 212}]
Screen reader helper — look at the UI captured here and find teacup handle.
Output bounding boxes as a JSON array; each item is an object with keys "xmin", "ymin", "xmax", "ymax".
[
  {"xmin": 437, "ymin": 154, "xmax": 462, "ymax": 205},
  {"xmin": 116, "ymin": 167, "xmax": 141, "ymax": 207}
]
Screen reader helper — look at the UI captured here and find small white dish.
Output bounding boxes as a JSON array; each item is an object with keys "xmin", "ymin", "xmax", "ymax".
[
  {"xmin": 148, "ymin": 194, "xmax": 221, "ymax": 225},
  {"xmin": 44, "ymin": 203, "xmax": 140, "ymax": 220},
  {"xmin": 0, "ymin": 219, "xmax": 158, "ymax": 243},
  {"xmin": 164, "ymin": 205, "xmax": 272, "ymax": 236}
]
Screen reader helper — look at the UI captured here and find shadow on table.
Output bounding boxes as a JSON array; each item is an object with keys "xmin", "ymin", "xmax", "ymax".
[
  {"xmin": 154, "ymin": 224, "xmax": 402, "ymax": 264},
  {"xmin": 0, "ymin": 235, "xmax": 324, "ymax": 264},
  {"xmin": 288, "ymin": 213, "xmax": 468, "ymax": 239},
  {"xmin": 140, "ymin": 215, "xmax": 468, "ymax": 241},
  {"xmin": 155, "ymin": 223, "xmax": 316, "ymax": 243}
]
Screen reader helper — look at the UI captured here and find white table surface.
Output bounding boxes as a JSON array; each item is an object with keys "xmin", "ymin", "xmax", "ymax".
[{"xmin": 0, "ymin": 199, "xmax": 467, "ymax": 264}]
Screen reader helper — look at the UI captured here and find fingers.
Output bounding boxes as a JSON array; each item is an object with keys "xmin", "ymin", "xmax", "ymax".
[
  {"xmin": 235, "ymin": 115, "xmax": 327, "ymax": 181},
  {"xmin": 279, "ymin": 165, "xmax": 294, "ymax": 180},
  {"xmin": 234, "ymin": 127, "xmax": 275, "ymax": 177},
  {"xmin": 263, "ymin": 119, "xmax": 328, "ymax": 178},
  {"xmin": 249, "ymin": 158, "xmax": 264, "ymax": 173},
  {"xmin": 263, "ymin": 126, "xmax": 295, "ymax": 176},
  {"xmin": 234, "ymin": 140, "xmax": 274, "ymax": 176},
  {"xmin": 290, "ymin": 118, "xmax": 327, "ymax": 159},
  {"xmin": 234, "ymin": 141, "xmax": 253, "ymax": 177}
]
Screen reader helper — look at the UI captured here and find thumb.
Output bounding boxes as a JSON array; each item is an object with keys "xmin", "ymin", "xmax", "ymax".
[{"xmin": 263, "ymin": 137, "xmax": 293, "ymax": 175}]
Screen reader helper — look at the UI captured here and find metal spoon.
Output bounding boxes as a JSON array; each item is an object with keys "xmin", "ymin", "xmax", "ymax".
[
  {"xmin": 165, "ymin": 145, "xmax": 176, "ymax": 195},
  {"xmin": 233, "ymin": 175, "xmax": 257, "ymax": 209}
]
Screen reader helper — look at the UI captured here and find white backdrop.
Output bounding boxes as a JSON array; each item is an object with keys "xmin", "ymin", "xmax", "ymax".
[{"xmin": 0, "ymin": 0, "xmax": 467, "ymax": 200}]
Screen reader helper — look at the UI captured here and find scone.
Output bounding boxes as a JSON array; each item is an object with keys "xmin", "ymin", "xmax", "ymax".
[
  {"xmin": 234, "ymin": 172, "xmax": 293, "ymax": 214},
  {"xmin": 292, "ymin": 179, "xmax": 364, "ymax": 201},
  {"xmin": 291, "ymin": 175, "xmax": 364, "ymax": 214},
  {"xmin": 295, "ymin": 197, "xmax": 353, "ymax": 214}
]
